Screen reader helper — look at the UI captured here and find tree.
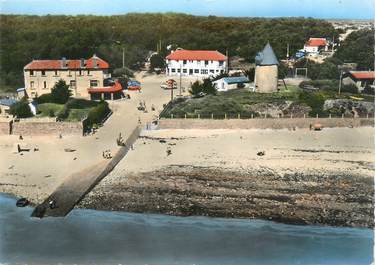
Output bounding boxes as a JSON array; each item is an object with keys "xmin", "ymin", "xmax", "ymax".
[
  {"xmin": 149, "ymin": 53, "xmax": 166, "ymax": 71},
  {"xmin": 9, "ymin": 98, "xmax": 33, "ymax": 118},
  {"xmin": 51, "ymin": 80, "xmax": 71, "ymax": 104},
  {"xmin": 189, "ymin": 81, "xmax": 203, "ymax": 96}
]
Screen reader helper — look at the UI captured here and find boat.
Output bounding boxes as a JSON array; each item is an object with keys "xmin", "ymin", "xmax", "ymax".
[{"xmin": 16, "ymin": 198, "xmax": 30, "ymax": 207}]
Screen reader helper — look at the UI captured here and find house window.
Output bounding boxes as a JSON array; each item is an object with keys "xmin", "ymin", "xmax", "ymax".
[
  {"xmin": 210, "ymin": 70, "xmax": 215, "ymax": 74},
  {"xmin": 30, "ymin": 81, "xmax": 34, "ymax": 89},
  {"xmin": 43, "ymin": 81, "xmax": 47, "ymax": 89},
  {"xmin": 70, "ymin": 80, "xmax": 76, "ymax": 88},
  {"xmin": 205, "ymin": 61, "xmax": 208, "ymax": 65},
  {"xmin": 41, "ymin": 70, "xmax": 46, "ymax": 76},
  {"xmin": 211, "ymin": 60, "xmax": 213, "ymax": 63},
  {"xmin": 183, "ymin": 60, "xmax": 187, "ymax": 65},
  {"xmin": 197, "ymin": 61, "xmax": 201, "ymax": 65},
  {"xmin": 54, "ymin": 70, "xmax": 59, "ymax": 76},
  {"xmin": 79, "ymin": 70, "xmax": 83, "ymax": 76},
  {"xmin": 90, "ymin": 80, "xmax": 98, "ymax": 87},
  {"xmin": 171, "ymin": 68, "xmax": 176, "ymax": 73},
  {"xmin": 194, "ymin": 69, "xmax": 199, "ymax": 73},
  {"xmin": 177, "ymin": 69, "xmax": 181, "ymax": 73},
  {"xmin": 30, "ymin": 70, "xmax": 35, "ymax": 76},
  {"xmin": 68, "ymin": 70, "xmax": 72, "ymax": 76},
  {"xmin": 183, "ymin": 69, "xmax": 187, "ymax": 73},
  {"xmin": 201, "ymin": 69, "xmax": 208, "ymax": 74},
  {"xmin": 219, "ymin": 61, "xmax": 224, "ymax": 66},
  {"xmin": 87, "ymin": 70, "xmax": 91, "ymax": 75}
]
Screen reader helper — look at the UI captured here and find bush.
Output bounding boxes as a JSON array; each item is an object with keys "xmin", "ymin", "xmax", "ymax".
[
  {"xmin": 149, "ymin": 53, "xmax": 166, "ymax": 71},
  {"xmin": 9, "ymin": 98, "xmax": 33, "ymax": 118},
  {"xmin": 66, "ymin": 98, "xmax": 99, "ymax": 109},
  {"xmin": 341, "ymin": 84, "xmax": 358, "ymax": 94},
  {"xmin": 51, "ymin": 80, "xmax": 71, "ymax": 104},
  {"xmin": 86, "ymin": 100, "xmax": 111, "ymax": 127},
  {"xmin": 363, "ymin": 85, "xmax": 375, "ymax": 95},
  {"xmin": 35, "ymin": 93, "xmax": 53, "ymax": 104},
  {"xmin": 57, "ymin": 105, "xmax": 70, "ymax": 120},
  {"xmin": 298, "ymin": 91, "xmax": 327, "ymax": 116}
]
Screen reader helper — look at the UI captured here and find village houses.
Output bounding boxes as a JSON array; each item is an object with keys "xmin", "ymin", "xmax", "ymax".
[
  {"xmin": 165, "ymin": 49, "xmax": 227, "ymax": 77},
  {"xmin": 343, "ymin": 71, "xmax": 375, "ymax": 92},
  {"xmin": 303, "ymin": 38, "xmax": 329, "ymax": 54},
  {"xmin": 23, "ymin": 55, "xmax": 123, "ymax": 100}
]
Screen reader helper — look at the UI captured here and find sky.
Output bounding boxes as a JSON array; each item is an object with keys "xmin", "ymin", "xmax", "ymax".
[{"xmin": 0, "ymin": 0, "xmax": 374, "ymax": 19}]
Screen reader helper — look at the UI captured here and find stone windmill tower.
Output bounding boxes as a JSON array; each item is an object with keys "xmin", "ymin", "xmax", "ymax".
[{"xmin": 254, "ymin": 43, "xmax": 279, "ymax": 93}]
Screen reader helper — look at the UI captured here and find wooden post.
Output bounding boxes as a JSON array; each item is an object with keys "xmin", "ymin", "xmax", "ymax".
[
  {"xmin": 316, "ymin": 113, "xmax": 318, "ymax": 119},
  {"xmin": 251, "ymin": 114, "xmax": 254, "ymax": 119},
  {"xmin": 303, "ymin": 114, "xmax": 306, "ymax": 119},
  {"xmin": 224, "ymin": 113, "xmax": 227, "ymax": 119},
  {"xmin": 329, "ymin": 114, "xmax": 332, "ymax": 119},
  {"xmin": 211, "ymin": 113, "xmax": 213, "ymax": 119},
  {"xmin": 367, "ymin": 113, "xmax": 369, "ymax": 119},
  {"xmin": 290, "ymin": 114, "xmax": 293, "ymax": 119},
  {"xmin": 238, "ymin": 113, "xmax": 240, "ymax": 119},
  {"xmin": 342, "ymin": 113, "xmax": 344, "ymax": 119},
  {"xmin": 198, "ymin": 113, "xmax": 200, "ymax": 119},
  {"xmin": 171, "ymin": 114, "xmax": 174, "ymax": 119},
  {"xmin": 185, "ymin": 114, "xmax": 187, "ymax": 119}
]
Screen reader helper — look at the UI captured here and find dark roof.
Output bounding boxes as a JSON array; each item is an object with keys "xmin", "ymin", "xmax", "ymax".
[
  {"xmin": 255, "ymin": 43, "xmax": 279, "ymax": 66},
  {"xmin": 0, "ymin": 98, "xmax": 17, "ymax": 107},
  {"xmin": 222, "ymin": 76, "xmax": 249, "ymax": 84}
]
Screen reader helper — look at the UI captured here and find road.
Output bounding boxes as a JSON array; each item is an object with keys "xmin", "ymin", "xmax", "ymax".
[{"xmin": 0, "ymin": 72, "xmax": 197, "ymax": 204}]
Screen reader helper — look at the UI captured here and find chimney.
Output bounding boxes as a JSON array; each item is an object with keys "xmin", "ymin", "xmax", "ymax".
[
  {"xmin": 61, "ymin": 57, "xmax": 67, "ymax": 68},
  {"xmin": 80, "ymin": 58, "xmax": 85, "ymax": 68}
]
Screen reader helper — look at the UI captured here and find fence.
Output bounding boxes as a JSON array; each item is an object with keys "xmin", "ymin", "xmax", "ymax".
[
  {"xmin": 158, "ymin": 116, "xmax": 374, "ymax": 130},
  {"xmin": 160, "ymin": 112, "xmax": 374, "ymax": 120}
]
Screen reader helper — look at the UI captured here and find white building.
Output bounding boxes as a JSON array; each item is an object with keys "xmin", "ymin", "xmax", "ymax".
[
  {"xmin": 165, "ymin": 50, "xmax": 227, "ymax": 77},
  {"xmin": 303, "ymin": 38, "xmax": 329, "ymax": 54},
  {"xmin": 213, "ymin": 76, "xmax": 250, "ymax": 92}
]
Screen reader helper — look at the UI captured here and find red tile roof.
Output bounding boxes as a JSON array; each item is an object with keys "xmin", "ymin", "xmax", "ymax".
[
  {"xmin": 87, "ymin": 81, "xmax": 122, "ymax": 93},
  {"xmin": 304, "ymin": 38, "xmax": 327, "ymax": 47},
  {"xmin": 166, "ymin": 50, "xmax": 227, "ymax": 61},
  {"xmin": 349, "ymin": 71, "xmax": 375, "ymax": 80},
  {"xmin": 24, "ymin": 56, "xmax": 109, "ymax": 70}
]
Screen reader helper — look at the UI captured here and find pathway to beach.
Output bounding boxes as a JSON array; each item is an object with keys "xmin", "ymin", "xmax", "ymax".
[{"xmin": 0, "ymin": 72, "xmax": 194, "ymax": 205}]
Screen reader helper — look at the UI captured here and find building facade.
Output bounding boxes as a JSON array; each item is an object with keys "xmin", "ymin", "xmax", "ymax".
[
  {"xmin": 303, "ymin": 38, "xmax": 328, "ymax": 54},
  {"xmin": 254, "ymin": 43, "xmax": 279, "ymax": 93},
  {"xmin": 343, "ymin": 71, "xmax": 375, "ymax": 92},
  {"xmin": 165, "ymin": 50, "xmax": 227, "ymax": 77},
  {"xmin": 24, "ymin": 55, "xmax": 111, "ymax": 99},
  {"xmin": 213, "ymin": 76, "xmax": 250, "ymax": 92}
]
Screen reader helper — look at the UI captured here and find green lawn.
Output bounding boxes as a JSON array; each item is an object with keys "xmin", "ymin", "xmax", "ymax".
[
  {"xmin": 66, "ymin": 109, "xmax": 91, "ymax": 122},
  {"xmin": 36, "ymin": 99, "xmax": 99, "ymax": 121},
  {"xmin": 37, "ymin": 103, "xmax": 64, "ymax": 117}
]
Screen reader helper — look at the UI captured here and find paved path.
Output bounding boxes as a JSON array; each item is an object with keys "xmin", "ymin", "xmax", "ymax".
[
  {"xmin": 29, "ymin": 72, "xmax": 198, "ymax": 217},
  {"xmin": 31, "ymin": 126, "xmax": 141, "ymax": 217}
]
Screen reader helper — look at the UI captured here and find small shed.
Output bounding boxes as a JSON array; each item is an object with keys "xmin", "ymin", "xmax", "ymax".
[{"xmin": 213, "ymin": 76, "xmax": 250, "ymax": 91}]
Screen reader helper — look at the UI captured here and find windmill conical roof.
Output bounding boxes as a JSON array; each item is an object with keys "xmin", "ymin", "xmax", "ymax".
[{"xmin": 255, "ymin": 43, "xmax": 279, "ymax": 66}]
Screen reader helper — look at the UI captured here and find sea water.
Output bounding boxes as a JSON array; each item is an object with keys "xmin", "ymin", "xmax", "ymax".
[{"xmin": 0, "ymin": 193, "xmax": 373, "ymax": 265}]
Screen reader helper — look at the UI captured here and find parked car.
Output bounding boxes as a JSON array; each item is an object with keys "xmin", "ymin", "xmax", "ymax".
[{"xmin": 127, "ymin": 80, "xmax": 141, "ymax": 91}]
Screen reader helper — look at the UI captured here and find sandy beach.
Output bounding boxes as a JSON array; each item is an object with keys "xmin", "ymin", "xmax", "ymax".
[{"xmin": 80, "ymin": 127, "xmax": 374, "ymax": 228}]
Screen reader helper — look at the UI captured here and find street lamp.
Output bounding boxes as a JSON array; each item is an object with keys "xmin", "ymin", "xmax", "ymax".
[{"xmin": 114, "ymin": 40, "xmax": 125, "ymax": 69}]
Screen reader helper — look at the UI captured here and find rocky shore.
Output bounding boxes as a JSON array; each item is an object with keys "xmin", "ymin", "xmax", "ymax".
[{"xmin": 79, "ymin": 164, "xmax": 373, "ymax": 228}]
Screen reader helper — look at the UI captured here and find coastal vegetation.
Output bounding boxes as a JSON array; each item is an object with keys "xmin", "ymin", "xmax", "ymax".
[
  {"xmin": 0, "ymin": 14, "xmax": 339, "ymax": 90},
  {"xmin": 162, "ymin": 86, "xmax": 374, "ymax": 118}
]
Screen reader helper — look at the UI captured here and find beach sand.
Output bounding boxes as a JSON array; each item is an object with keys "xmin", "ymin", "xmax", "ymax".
[{"xmin": 80, "ymin": 127, "xmax": 374, "ymax": 227}]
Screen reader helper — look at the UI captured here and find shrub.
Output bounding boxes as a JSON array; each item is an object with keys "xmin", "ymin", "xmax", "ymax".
[
  {"xmin": 9, "ymin": 98, "xmax": 33, "ymax": 118},
  {"xmin": 298, "ymin": 91, "xmax": 327, "ymax": 116},
  {"xmin": 35, "ymin": 93, "xmax": 53, "ymax": 104},
  {"xmin": 341, "ymin": 84, "xmax": 358, "ymax": 94},
  {"xmin": 86, "ymin": 100, "xmax": 111, "ymax": 127},
  {"xmin": 51, "ymin": 80, "xmax": 71, "ymax": 104},
  {"xmin": 57, "ymin": 105, "xmax": 70, "ymax": 120},
  {"xmin": 363, "ymin": 85, "xmax": 375, "ymax": 95},
  {"xmin": 66, "ymin": 98, "xmax": 99, "ymax": 109},
  {"xmin": 48, "ymin": 109, "xmax": 55, "ymax": 117}
]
